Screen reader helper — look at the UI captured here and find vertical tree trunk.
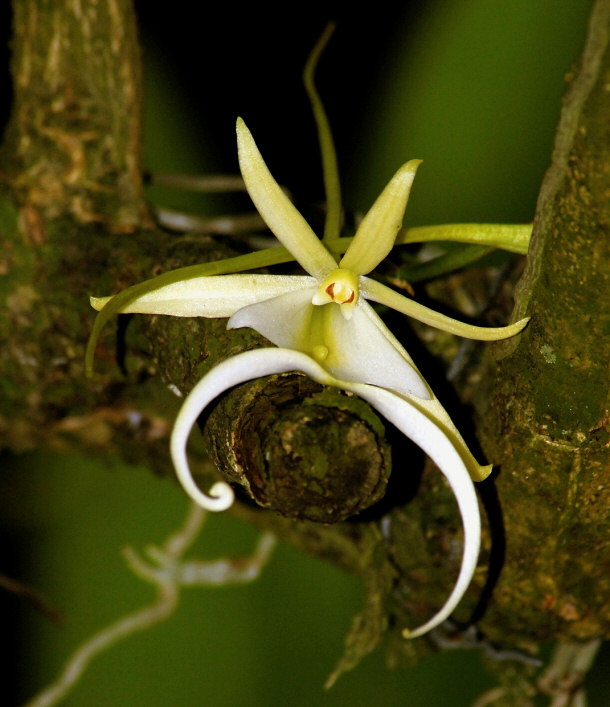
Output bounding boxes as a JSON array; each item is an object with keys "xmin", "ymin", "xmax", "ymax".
[
  {"xmin": 469, "ymin": 0, "xmax": 610, "ymax": 646},
  {"xmin": 2, "ymin": 0, "xmax": 145, "ymax": 227}
]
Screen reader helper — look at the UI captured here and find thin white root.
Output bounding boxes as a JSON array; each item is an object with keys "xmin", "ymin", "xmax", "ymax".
[
  {"xmin": 25, "ymin": 503, "xmax": 275, "ymax": 707},
  {"xmin": 24, "ymin": 584, "xmax": 179, "ymax": 707}
]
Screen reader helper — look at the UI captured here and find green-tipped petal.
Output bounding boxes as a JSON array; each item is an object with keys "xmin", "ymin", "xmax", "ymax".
[
  {"xmin": 236, "ymin": 118, "xmax": 337, "ymax": 278},
  {"xmin": 85, "ymin": 247, "xmax": 306, "ymax": 378},
  {"xmin": 362, "ymin": 277, "xmax": 530, "ymax": 341},
  {"xmin": 340, "ymin": 160, "xmax": 421, "ymax": 275},
  {"xmin": 90, "ymin": 274, "xmax": 314, "ymax": 318}
]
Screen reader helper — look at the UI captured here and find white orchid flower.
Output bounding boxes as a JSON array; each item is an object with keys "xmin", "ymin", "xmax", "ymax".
[{"xmin": 89, "ymin": 119, "xmax": 529, "ymax": 636}]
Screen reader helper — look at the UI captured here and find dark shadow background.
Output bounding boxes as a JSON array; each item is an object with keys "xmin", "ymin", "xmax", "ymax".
[{"xmin": 133, "ymin": 4, "xmax": 425, "ymax": 202}]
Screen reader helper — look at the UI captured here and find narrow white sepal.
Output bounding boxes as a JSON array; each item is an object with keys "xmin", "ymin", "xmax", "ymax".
[
  {"xmin": 90, "ymin": 275, "xmax": 314, "ymax": 318},
  {"xmin": 236, "ymin": 118, "xmax": 337, "ymax": 279}
]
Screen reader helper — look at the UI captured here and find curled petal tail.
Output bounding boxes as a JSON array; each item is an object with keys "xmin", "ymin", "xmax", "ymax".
[
  {"xmin": 170, "ymin": 349, "xmax": 334, "ymax": 511},
  {"xmin": 343, "ymin": 382, "xmax": 482, "ymax": 638},
  {"xmin": 175, "ymin": 348, "xmax": 481, "ymax": 636}
]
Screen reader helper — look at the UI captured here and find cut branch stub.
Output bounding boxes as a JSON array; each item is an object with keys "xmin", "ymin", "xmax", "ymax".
[
  {"xmin": 150, "ymin": 312, "xmax": 393, "ymax": 524},
  {"xmin": 204, "ymin": 373, "xmax": 393, "ymax": 523}
]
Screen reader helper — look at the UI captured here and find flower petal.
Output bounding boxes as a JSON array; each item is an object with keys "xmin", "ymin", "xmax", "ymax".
[
  {"xmin": 227, "ymin": 285, "xmax": 318, "ymax": 351},
  {"xmin": 90, "ymin": 274, "xmax": 314, "ymax": 318},
  {"xmin": 340, "ymin": 160, "xmax": 421, "ymax": 275},
  {"xmin": 85, "ymin": 247, "xmax": 305, "ymax": 378},
  {"xmin": 362, "ymin": 277, "xmax": 530, "ymax": 340},
  {"xmin": 230, "ymin": 293, "xmax": 432, "ymax": 400},
  {"xmin": 344, "ymin": 297, "xmax": 491, "ymax": 482},
  {"xmin": 322, "ymin": 300, "xmax": 432, "ymax": 400},
  {"xmin": 343, "ymin": 381, "xmax": 481, "ymax": 638},
  {"xmin": 236, "ymin": 118, "xmax": 337, "ymax": 278},
  {"xmin": 398, "ymin": 395, "xmax": 492, "ymax": 483}
]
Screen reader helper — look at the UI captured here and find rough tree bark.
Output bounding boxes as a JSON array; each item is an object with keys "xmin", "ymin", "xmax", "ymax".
[
  {"xmin": 472, "ymin": 0, "xmax": 610, "ymax": 646},
  {"xmin": 0, "ymin": 0, "xmax": 608, "ymax": 699}
]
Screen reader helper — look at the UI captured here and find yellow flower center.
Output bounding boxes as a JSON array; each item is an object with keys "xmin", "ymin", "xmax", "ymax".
[
  {"xmin": 325, "ymin": 279, "xmax": 355, "ymax": 304},
  {"xmin": 312, "ymin": 268, "xmax": 359, "ymax": 319}
]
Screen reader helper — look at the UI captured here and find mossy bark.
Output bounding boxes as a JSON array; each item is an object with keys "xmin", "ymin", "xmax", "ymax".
[
  {"xmin": 471, "ymin": 0, "xmax": 610, "ymax": 645},
  {"xmin": 1, "ymin": 0, "xmax": 608, "ymax": 697},
  {"xmin": 0, "ymin": 0, "xmax": 180, "ymax": 477}
]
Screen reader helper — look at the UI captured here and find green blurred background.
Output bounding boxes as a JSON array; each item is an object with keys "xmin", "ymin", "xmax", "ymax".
[{"xmin": 2, "ymin": 1, "xmax": 609, "ymax": 704}]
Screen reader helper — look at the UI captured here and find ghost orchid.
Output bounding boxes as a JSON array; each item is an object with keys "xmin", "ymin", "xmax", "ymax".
[{"xmin": 88, "ymin": 119, "xmax": 529, "ymax": 636}]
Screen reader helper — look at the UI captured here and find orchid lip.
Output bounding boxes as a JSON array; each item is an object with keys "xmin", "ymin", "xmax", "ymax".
[{"xmin": 169, "ymin": 347, "xmax": 482, "ymax": 638}]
